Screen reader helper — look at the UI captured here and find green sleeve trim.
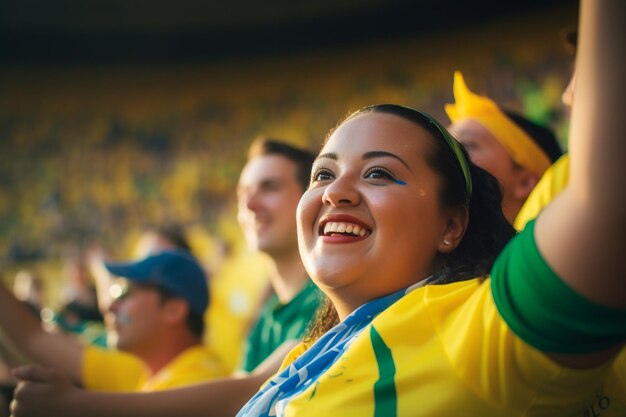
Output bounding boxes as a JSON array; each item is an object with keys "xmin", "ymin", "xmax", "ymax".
[
  {"xmin": 371, "ymin": 326, "xmax": 397, "ymax": 417},
  {"xmin": 491, "ymin": 219, "xmax": 626, "ymax": 354}
]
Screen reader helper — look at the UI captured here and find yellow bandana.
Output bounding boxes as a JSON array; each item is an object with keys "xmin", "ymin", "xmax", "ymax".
[{"xmin": 445, "ymin": 71, "xmax": 551, "ymax": 176}]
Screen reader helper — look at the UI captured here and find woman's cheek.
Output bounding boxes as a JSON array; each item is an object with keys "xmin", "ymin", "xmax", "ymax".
[{"xmin": 297, "ymin": 190, "xmax": 320, "ymax": 245}]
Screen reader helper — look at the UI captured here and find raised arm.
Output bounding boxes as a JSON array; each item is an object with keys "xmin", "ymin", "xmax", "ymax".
[
  {"xmin": 0, "ymin": 283, "xmax": 84, "ymax": 384},
  {"xmin": 536, "ymin": 0, "xmax": 625, "ymax": 308},
  {"xmin": 534, "ymin": 0, "xmax": 626, "ymax": 364}
]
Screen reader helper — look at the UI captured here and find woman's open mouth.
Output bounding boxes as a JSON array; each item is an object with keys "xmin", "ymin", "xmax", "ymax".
[{"xmin": 318, "ymin": 215, "xmax": 372, "ymax": 239}]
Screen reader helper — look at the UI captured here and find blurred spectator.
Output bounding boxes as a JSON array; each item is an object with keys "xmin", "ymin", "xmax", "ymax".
[
  {"xmin": 446, "ymin": 71, "xmax": 562, "ymax": 223},
  {"xmin": 89, "ymin": 224, "xmax": 193, "ymax": 322},
  {"xmin": 235, "ymin": 138, "xmax": 322, "ymax": 373},
  {"xmin": 0, "ymin": 250, "xmax": 228, "ymax": 392}
]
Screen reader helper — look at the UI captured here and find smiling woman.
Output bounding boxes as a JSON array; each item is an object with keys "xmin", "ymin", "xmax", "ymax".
[
  {"xmin": 236, "ymin": 2, "xmax": 626, "ymax": 405},
  {"xmin": 298, "ymin": 105, "xmax": 514, "ymax": 343},
  {"xmin": 297, "ymin": 106, "xmax": 512, "ymax": 320},
  {"xmin": 237, "ymin": 104, "xmax": 518, "ymax": 416}
]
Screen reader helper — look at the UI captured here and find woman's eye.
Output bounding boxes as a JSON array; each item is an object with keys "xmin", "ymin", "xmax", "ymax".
[
  {"xmin": 364, "ymin": 167, "xmax": 395, "ymax": 181},
  {"xmin": 312, "ymin": 168, "xmax": 334, "ymax": 182}
]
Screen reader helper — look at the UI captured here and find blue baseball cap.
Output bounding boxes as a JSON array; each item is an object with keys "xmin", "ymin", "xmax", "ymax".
[{"xmin": 104, "ymin": 250, "xmax": 209, "ymax": 316}]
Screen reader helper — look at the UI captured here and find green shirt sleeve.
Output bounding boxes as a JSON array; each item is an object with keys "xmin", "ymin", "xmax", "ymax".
[{"xmin": 491, "ymin": 218, "xmax": 626, "ymax": 354}]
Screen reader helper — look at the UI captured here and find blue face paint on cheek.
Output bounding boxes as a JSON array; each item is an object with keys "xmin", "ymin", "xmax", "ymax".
[{"xmin": 393, "ymin": 179, "xmax": 407, "ymax": 185}]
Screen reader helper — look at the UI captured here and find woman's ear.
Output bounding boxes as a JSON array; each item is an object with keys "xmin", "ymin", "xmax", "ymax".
[{"xmin": 438, "ymin": 205, "xmax": 469, "ymax": 254}]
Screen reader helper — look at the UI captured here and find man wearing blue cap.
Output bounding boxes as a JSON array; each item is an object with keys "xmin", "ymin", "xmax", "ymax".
[{"xmin": 0, "ymin": 249, "xmax": 228, "ymax": 392}]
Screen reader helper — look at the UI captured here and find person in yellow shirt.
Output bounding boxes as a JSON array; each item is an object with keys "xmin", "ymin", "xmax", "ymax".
[
  {"xmin": 0, "ymin": 250, "xmax": 228, "ymax": 393},
  {"xmin": 235, "ymin": 86, "xmax": 623, "ymax": 414},
  {"xmin": 514, "ymin": 153, "xmax": 569, "ymax": 231},
  {"xmin": 446, "ymin": 71, "xmax": 562, "ymax": 224},
  {"xmin": 235, "ymin": 1, "xmax": 625, "ymax": 412}
]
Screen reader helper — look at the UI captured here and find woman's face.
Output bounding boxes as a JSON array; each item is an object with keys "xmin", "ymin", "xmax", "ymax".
[{"xmin": 297, "ymin": 112, "xmax": 453, "ymax": 318}]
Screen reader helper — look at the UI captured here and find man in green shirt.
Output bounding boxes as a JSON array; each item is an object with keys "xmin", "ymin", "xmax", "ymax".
[
  {"xmin": 242, "ymin": 279, "xmax": 320, "ymax": 372},
  {"xmin": 236, "ymin": 138, "xmax": 322, "ymax": 372}
]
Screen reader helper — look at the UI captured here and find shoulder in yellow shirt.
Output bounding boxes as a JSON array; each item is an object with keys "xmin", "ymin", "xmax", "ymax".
[
  {"xmin": 83, "ymin": 344, "xmax": 228, "ymax": 392},
  {"xmin": 514, "ymin": 154, "xmax": 570, "ymax": 231},
  {"xmin": 274, "ymin": 279, "xmax": 613, "ymax": 416}
]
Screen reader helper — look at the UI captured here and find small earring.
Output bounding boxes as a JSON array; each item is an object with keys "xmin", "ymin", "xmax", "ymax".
[{"xmin": 443, "ymin": 239, "xmax": 450, "ymax": 246}]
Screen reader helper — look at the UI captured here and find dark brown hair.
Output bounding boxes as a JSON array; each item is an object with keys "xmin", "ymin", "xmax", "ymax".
[{"xmin": 248, "ymin": 137, "xmax": 316, "ymax": 192}]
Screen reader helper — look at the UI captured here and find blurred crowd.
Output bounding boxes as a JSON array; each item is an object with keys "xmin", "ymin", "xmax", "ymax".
[{"xmin": 1, "ymin": 3, "xmax": 609, "ymax": 417}]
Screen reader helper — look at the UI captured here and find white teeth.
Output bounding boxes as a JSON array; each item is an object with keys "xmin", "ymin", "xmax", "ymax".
[{"xmin": 322, "ymin": 222, "xmax": 369, "ymax": 237}]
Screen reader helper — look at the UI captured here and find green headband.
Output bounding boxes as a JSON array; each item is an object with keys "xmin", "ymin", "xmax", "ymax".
[
  {"xmin": 351, "ymin": 104, "xmax": 473, "ymax": 204},
  {"xmin": 415, "ymin": 110, "xmax": 473, "ymax": 204}
]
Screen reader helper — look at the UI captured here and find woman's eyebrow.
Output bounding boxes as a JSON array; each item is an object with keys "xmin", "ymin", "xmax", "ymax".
[
  {"xmin": 363, "ymin": 151, "xmax": 410, "ymax": 170},
  {"xmin": 315, "ymin": 150, "xmax": 410, "ymax": 171},
  {"xmin": 315, "ymin": 152, "xmax": 337, "ymax": 161}
]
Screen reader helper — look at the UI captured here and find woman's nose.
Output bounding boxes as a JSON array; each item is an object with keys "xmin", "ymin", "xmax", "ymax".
[{"xmin": 322, "ymin": 175, "xmax": 360, "ymax": 207}]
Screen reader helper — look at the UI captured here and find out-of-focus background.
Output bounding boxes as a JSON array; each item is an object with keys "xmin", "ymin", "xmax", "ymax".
[{"xmin": 0, "ymin": 0, "xmax": 576, "ymax": 369}]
